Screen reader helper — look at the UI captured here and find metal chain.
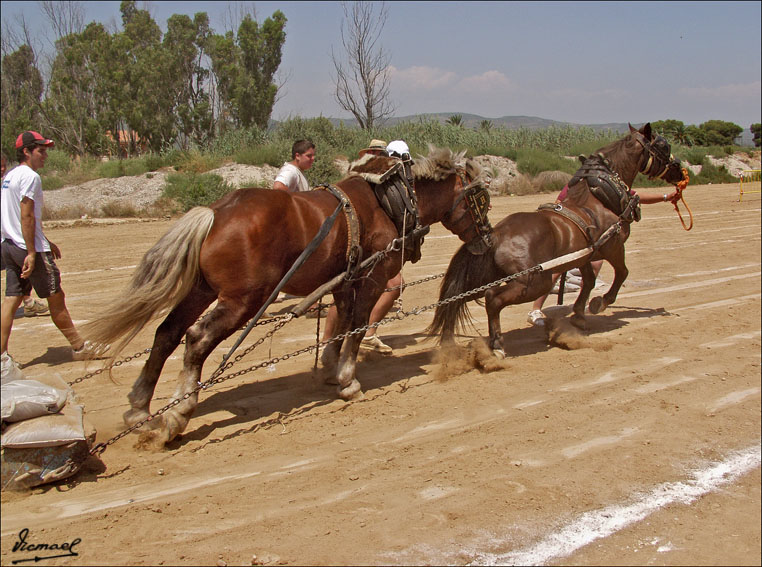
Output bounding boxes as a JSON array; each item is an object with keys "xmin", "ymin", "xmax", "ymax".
[{"xmin": 88, "ymin": 262, "xmax": 544, "ymax": 456}]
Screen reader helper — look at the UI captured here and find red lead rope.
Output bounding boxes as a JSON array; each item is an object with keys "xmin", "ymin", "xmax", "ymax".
[{"xmin": 673, "ymin": 167, "xmax": 693, "ymax": 231}]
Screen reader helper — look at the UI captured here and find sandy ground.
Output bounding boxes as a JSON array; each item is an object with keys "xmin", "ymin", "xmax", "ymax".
[{"xmin": 1, "ymin": 182, "xmax": 760, "ymax": 566}]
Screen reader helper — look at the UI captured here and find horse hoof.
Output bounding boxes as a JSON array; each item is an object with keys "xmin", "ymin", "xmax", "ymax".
[
  {"xmin": 123, "ymin": 408, "xmax": 160, "ymax": 429},
  {"xmin": 570, "ymin": 314, "xmax": 587, "ymax": 330},
  {"xmin": 162, "ymin": 410, "xmax": 188, "ymax": 444},
  {"xmin": 492, "ymin": 348, "xmax": 507, "ymax": 360},
  {"xmin": 589, "ymin": 296, "xmax": 606, "ymax": 314},
  {"xmin": 338, "ymin": 380, "xmax": 363, "ymax": 400}
]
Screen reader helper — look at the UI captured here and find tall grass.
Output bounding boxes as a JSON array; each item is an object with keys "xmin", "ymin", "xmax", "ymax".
[{"xmin": 33, "ymin": 118, "xmax": 754, "ymax": 215}]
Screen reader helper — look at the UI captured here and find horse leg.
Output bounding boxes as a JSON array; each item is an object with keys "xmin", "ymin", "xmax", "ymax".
[
  {"xmin": 334, "ymin": 285, "xmax": 379, "ymax": 400},
  {"xmin": 484, "ymin": 287, "xmax": 507, "ymax": 358},
  {"xmin": 124, "ymin": 286, "xmax": 215, "ymax": 429},
  {"xmin": 570, "ymin": 263, "xmax": 596, "ymax": 329},
  {"xmin": 589, "ymin": 247, "xmax": 628, "ymax": 314},
  {"xmin": 157, "ymin": 297, "xmax": 255, "ymax": 444}
]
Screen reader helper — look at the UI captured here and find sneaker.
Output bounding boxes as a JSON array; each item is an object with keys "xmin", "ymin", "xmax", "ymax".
[
  {"xmin": 71, "ymin": 340, "xmax": 109, "ymax": 361},
  {"xmin": 360, "ymin": 334, "xmax": 393, "ymax": 354},
  {"xmin": 23, "ymin": 299, "xmax": 49, "ymax": 317},
  {"xmin": 527, "ymin": 309, "xmax": 546, "ymax": 327}
]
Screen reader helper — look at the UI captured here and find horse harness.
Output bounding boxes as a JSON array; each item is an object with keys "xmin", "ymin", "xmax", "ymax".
[
  {"xmin": 538, "ymin": 151, "xmax": 646, "ymax": 246},
  {"xmin": 567, "ymin": 153, "xmax": 642, "ymax": 223},
  {"xmin": 315, "ymin": 183, "xmax": 363, "ymax": 280},
  {"xmin": 446, "ymin": 168, "xmax": 494, "ymax": 254}
]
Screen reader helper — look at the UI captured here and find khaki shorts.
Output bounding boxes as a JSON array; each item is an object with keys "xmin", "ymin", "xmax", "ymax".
[{"xmin": 1, "ymin": 239, "xmax": 62, "ymax": 298}]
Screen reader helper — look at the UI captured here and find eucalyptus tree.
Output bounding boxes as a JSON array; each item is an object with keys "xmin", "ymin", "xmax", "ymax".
[
  {"xmin": 207, "ymin": 10, "xmax": 287, "ymax": 130},
  {"xmin": 163, "ymin": 12, "xmax": 214, "ymax": 149},
  {"xmin": 0, "ymin": 45, "xmax": 43, "ymax": 157},
  {"xmin": 44, "ymin": 22, "xmax": 115, "ymax": 156}
]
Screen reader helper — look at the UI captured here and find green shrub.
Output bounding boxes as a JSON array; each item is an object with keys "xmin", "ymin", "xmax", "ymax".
[
  {"xmin": 97, "ymin": 159, "xmax": 127, "ymax": 178},
  {"xmin": 101, "ymin": 200, "xmax": 139, "ymax": 217},
  {"xmin": 235, "ymin": 143, "xmax": 285, "ymax": 167},
  {"xmin": 693, "ymin": 159, "xmax": 737, "ymax": 184},
  {"xmin": 41, "ymin": 175, "xmax": 66, "ymax": 190},
  {"xmin": 210, "ymin": 125, "xmax": 267, "ymax": 157},
  {"xmin": 162, "ymin": 172, "xmax": 235, "ymax": 211},
  {"xmin": 43, "ymin": 149, "xmax": 73, "ymax": 174},
  {"xmin": 515, "ymin": 148, "xmax": 578, "ymax": 176}
]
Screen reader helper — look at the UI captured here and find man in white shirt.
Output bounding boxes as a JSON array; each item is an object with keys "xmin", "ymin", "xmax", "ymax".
[
  {"xmin": 273, "ymin": 139, "xmax": 316, "ymax": 192},
  {"xmin": 1, "ymin": 131, "xmax": 100, "ymax": 365}
]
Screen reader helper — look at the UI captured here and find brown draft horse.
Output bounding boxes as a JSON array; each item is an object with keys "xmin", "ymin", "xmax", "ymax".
[
  {"xmin": 84, "ymin": 146, "xmax": 490, "ymax": 444},
  {"xmin": 428, "ymin": 123, "xmax": 687, "ymax": 358}
]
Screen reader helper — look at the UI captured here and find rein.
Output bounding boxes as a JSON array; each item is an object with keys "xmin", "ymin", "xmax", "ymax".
[{"xmin": 672, "ymin": 168, "xmax": 693, "ymax": 231}]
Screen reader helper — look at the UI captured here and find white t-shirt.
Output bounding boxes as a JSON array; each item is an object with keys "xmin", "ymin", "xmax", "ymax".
[
  {"xmin": 0, "ymin": 164, "xmax": 51, "ymax": 252},
  {"xmin": 274, "ymin": 162, "xmax": 310, "ymax": 192}
]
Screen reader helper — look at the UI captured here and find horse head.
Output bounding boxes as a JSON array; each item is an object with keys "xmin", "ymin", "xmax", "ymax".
[
  {"xmin": 628, "ymin": 123, "xmax": 685, "ymax": 186},
  {"xmin": 412, "ymin": 145, "xmax": 494, "ymax": 253}
]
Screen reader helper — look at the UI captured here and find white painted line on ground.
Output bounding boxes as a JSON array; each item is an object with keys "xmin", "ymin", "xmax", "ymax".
[
  {"xmin": 468, "ymin": 443, "xmax": 761, "ymax": 566},
  {"xmin": 633, "ymin": 375, "xmax": 699, "ymax": 394},
  {"xmin": 557, "ymin": 357, "xmax": 681, "ymax": 392},
  {"xmin": 673, "ymin": 293, "xmax": 760, "ymax": 312},
  {"xmin": 561, "ymin": 427, "xmax": 639, "ymax": 459},
  {"xmin": 676, "ymin": 263, "xmax": 760, "ymax": 277},
  {"xmin": 700, "ymin": 330, "xmax": 761, "ymax": 349},
  {"xmin": 617, "ymin": 272, "xmax": 760, "ymax": 299},
  {"xmin": 707, "ymin": 388, "xmax": 761, "ymax": 414},
  {"xmin": 63, "ymin": 265, "xmax": 137, "ymax": 276}
]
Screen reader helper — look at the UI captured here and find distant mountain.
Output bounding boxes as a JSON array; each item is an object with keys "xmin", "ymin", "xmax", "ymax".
[{"xmin": 324, "ymin": 113, "xmax": 637, "ymax": 134}]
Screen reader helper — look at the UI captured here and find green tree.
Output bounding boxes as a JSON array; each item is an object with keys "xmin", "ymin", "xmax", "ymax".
[
  {"xmin": 699, "ymin": 120, "xmax": 743, "ymax": 146},
  {"xmin": 652, "ymin": 119, "xmax": 693, "ymax": 146},
  {"xmin": 118, "ymin": 0, "xmax": 175, "ymax": 153},
  {"xmin": 479, "ymin": 119, "xmax": 493, "ymax": 133},
  {"xmin": 163, "ymin": 13, "xmax": 214, "ymax": 149},
  {"xmin": 0, "ymin": 45, "xmax": 43, "ymax": 158},
  {"xmin": 208, "ymin": 10, "xmax": 286, "ymax": 130},
  {"xmin": 446, "ymin": 114, "xmax": 463, "ymax": 127},
  {"xmin": 44, "ymin": 22, "xmax": 114, "ymax": 156},
  {"xmin": 751, "ymin": 123, "xmax": 761, "ymax": 148}
]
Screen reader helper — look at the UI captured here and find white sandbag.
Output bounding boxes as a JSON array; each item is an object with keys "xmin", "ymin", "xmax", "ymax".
[
  {"xmin": 1, "ymin": 403, "xmax": 92, "ymax": 448},
  {"xmin": 1, "ymin": 352, "xmax": 24, "ymax": 385},
  {"xmin": 1, "ymin": 379, "xmax": 69, "ymax": 423}
]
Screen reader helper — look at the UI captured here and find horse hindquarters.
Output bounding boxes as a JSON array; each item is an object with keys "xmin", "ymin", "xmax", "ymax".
[{"xmin": 428, "ymin": 244, "xmax": 498, "ymax": 344}]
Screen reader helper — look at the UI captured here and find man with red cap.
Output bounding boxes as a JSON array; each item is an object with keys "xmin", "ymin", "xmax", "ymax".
[{"xmin": 1, "ymin": 131, "xmax": 101, "ymax": 371}]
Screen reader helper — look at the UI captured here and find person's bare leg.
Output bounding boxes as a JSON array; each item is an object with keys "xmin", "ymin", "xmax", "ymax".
[
  {"xmin": 1, "ymin": 296, "xmax": 24, "ymax": 353},
  {"xmin": 364, "ymin": 273, "xmax": 402, "ymax": 338},
  {"xmin": 46, "ymin": 291, "xmax": 84, "ymax": 349}
]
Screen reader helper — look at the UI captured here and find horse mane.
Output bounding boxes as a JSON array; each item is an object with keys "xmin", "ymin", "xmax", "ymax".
[
  {"xmin": 595, "ymin": 132, "xmax": 638, "ymax": 168},
  {"xmin": 413, "ymin": 144, "xmax": 487, "ymax": 185}
]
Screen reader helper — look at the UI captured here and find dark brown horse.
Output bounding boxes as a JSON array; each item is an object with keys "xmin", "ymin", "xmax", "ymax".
[
  {"xmin": 84, "ymin": 147, "xmax": 491, "ymax": 444},
  {"xmin": 429, "ymin": 123, "xmax": 687, "ymax": 358}
]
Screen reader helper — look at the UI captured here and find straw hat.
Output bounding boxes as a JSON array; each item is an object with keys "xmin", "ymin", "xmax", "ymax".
[{"xmin": 359, "ymin": 139, "xmax": 388, "ymax": 157}]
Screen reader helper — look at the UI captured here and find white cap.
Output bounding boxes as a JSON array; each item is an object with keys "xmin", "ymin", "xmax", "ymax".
[{"xmin": 386, "ymin": 140, "xmax": 410, "ymax": 157}]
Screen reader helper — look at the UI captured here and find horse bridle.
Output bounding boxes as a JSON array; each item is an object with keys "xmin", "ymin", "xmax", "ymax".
[
  {"xmin": 632, "ymin": 131, "xmax": 679, "ymax": 180},
  {"xmin": 445, "ymin": 167, "xmax": 494, "ymax": 252}
]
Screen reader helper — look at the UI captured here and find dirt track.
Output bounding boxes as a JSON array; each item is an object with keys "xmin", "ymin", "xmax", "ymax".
[{"xmin": 1, "ymin": 183, "xmax": 760, "ymax": 566}]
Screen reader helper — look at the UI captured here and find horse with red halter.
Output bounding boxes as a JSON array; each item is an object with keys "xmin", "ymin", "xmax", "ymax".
[
  {"xmin": 428, "ymin": 123, "xmax": 688, "ymax": 358},
  {"xmin": 84, "ymin": 146, "xmax": 492, "ymax": 445}
]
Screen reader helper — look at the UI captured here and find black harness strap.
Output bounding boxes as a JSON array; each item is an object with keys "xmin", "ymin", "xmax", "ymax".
[
  {"xmin": 537, "ymin": 202, "xmax": 597, "ymax": 245},
  {"xmin": 316, "ymin": 183, "xmax": 362, "ymax": 280},
  {"xmin": 568, "ymin": 153, "xmax": 641, "ymax": 223}
]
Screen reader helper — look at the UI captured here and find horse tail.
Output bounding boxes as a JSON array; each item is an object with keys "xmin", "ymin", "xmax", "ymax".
[
  {"xmin": 427, "ymin": 244, "xmax": 498, "ymax": 343},
  {"xmin": 83, "ymin": 206, "xmax": 215, "ymax": 358}
]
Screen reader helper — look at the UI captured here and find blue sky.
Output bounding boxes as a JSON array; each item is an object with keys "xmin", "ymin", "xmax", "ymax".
[{"xmin": 2, "ymin": 1, "xmax": 760, "ymax": 127}]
